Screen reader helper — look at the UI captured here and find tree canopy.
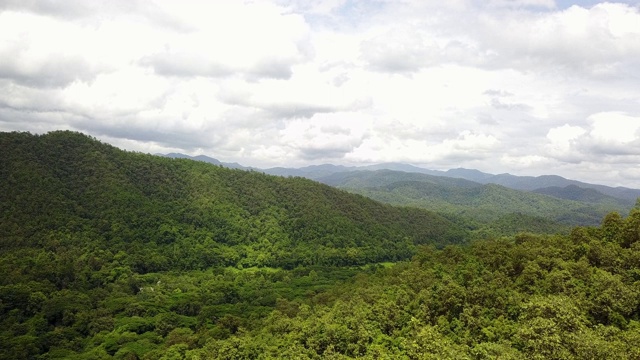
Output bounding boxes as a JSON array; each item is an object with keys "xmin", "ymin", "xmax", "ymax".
[{"xmin": 1, "ymin": 131, "xmax": 639, "ymax": 359}]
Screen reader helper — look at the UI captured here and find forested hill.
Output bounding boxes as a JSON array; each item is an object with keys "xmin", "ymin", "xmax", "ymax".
[
  {"xmin": 317, "ymin": 169, "xmax": 633, "ymax": 228},
  {"xmin": 3, "ymin": 130, "xmax": 640, "ymax": 359},
  {"xmin": 0, "ymin": 130, "xmax": 467, "ymax": 270}
]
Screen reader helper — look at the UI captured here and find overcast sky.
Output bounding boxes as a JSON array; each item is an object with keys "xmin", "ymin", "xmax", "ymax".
[{"xmin": 1, "ymin": 0, "xmax": 639, "ymax": 187}]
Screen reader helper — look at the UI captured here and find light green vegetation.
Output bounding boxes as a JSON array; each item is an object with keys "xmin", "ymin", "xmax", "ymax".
[{"xmin": 1, "ymin": 131, "xmax": 639, "ymax": 359}]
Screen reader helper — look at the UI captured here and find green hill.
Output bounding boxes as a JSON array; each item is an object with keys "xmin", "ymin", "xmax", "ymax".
[
  {"xmin": 317, "ymin": 170, "xmax": 633, "ymax": 234},
  {"xmin": 1, "ymin": 131, "xmax": 640, "ymax": 359},
  {"xmin": 532, "ymin": 184, "xmax": 634, "ymax": 206},
  {"xmin": 0, "ymin": 131, "xmax": 467, "ymax": 271},
  {"xmin": 187, "ymin": 211, "xmax": 640, "ymax": 359}
]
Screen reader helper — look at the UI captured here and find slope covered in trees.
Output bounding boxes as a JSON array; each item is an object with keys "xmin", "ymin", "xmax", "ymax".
[
  {"xmin": 181, "ymin": 210, "xmax": 640, "ymax": 359},
  {"xmin": 317, "ymin": 170, "xmax": 633, "ymax": 233},
  {"xmin": 0, "ymin": 131, "xmax": 472, "ymax": 359},
  {"xmin": 0, "ymin": 131, "xmax": 467, "ymax": 271},
  {"xmin": 2, "ymin": 130, "xmax": 640, "ymax": 359}
]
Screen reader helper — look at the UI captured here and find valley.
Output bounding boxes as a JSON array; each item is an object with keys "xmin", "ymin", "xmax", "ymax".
[{"xmin": 1, "ymin": 131, "xmax": 640, "ymax": 359}]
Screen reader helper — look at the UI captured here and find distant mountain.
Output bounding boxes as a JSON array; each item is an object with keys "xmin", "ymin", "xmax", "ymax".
[
  {"xmin": 360, "ymin": 162, "xmax": 445, "ymax": 176},
  {"xmin": 533, "ymin": 184, "xmax": 635, "ymax": 207},
  {"xmin": 445, "ymin": 169, "xmax": 640, "ymax": 202},
  {"xmin": 160, "ymin": 154, "xmax": 640, "ymax": 203},
  {"xmin": 316, "ymin": 169, "xmax": 634, "ymax": 229},
  {"xmin": 453, "ymin": 172, "xmax": 640, "ymax": 202},
  {"xmin": 444, "ymin": 168, "xmax": 494, "ymax": 182},
  {"xmin": 263, "ymin": 164, "xmax": 356, "ymax": 178},
  {"xmin": 318, "ymin": 169, "xmax": 481, "ymax": 189},
  {"xmin": 163, "ymin": 153, "xmax": 250, "ymax": 170}
]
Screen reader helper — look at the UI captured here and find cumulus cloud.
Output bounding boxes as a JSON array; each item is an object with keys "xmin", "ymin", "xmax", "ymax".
[
  {"xmin": 474, "ymin": 3, "xmax": 640, "ymax": 77},
  {"xmin": 0, "ymin": 0, "xmax": 639, "ymax": 186},
  {"xmin": 545, "ymin": 124, "xmax": 586, "ymax": 162},
  {"xmin": 139, "ymin": 2, "xmax": 312, "ymax": 81},
  {"xmin": 580, "ymin": 112, "xmax": 640, "ymax": 156},
  {"xmin": 280, "ymin": 114, "xmax": 369, "ymax": 161},
  {"xmin": 543, "ymin": 113, "xmax": 640, "ymax": 164},
  {"xmin": 361, "ymin": 27, "xmax": 441, "ymax": 74}
]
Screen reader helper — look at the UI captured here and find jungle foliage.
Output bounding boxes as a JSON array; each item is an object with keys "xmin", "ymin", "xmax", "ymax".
[{"xmin": 1, "ymin": 131, "xmax": 640, "ymax": 359}]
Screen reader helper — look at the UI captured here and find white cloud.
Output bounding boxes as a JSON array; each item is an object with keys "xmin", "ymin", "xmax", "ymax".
[
  {"xmin": 588, "ymin": 112, "xmax": 640, "ymax": 144},
  {"xmin": 140, "ymin": 2, "xmax": 311, "ymax": 80},
  {"xmin": 545, "ymin": 124, "xmax": 587, "ymax": 161},
  {"xmin": 1, "ymin": 0, "xmax": 640, "ymax": 187},
  {"xmin": 279, "ymin": 113, "xmax": 370, "ymax": 161},
  {"xmin": 474, "ymin": 3, "xmax": 640, "ymax": 77}
]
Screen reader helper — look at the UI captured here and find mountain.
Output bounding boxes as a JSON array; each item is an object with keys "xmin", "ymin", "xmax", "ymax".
[
  {"xmin": 533, "ymin": 184, "xmax": 635, "ymax": 207},
  {"xmin": 3, "ymin": 131, "xmax": 640, "ymax": 360},
  {"xmin": 445, "ymin": 167, "xmax": 494, "ymax": 182},
  {"xmin": 160, "ymin": 154, "xmax": 640, "ymax": 203},
  {"xmin": 163, "ymin": 152, "xmax": 251, "ymax": 170},
  {"xmin": 360, "ymin": 162, "xmax": 445, "ymax": 176},
  {"xmin": 318, "ymin": 169, "xmax": 481, "ymax": 189},
  {"xmin": 263, "ymin": 164, "xmax": 356, "ymax": 178},
  {"xmin": 1, "ymin": 131, "xmax": 468, "ymax": 270},
  {"xmin": 316, "ymin": 169, "xmax": 634, "ymax": 231},
  {"xmin": 448, "ymin": 171, "xmax": 640, "ymax": 202}
]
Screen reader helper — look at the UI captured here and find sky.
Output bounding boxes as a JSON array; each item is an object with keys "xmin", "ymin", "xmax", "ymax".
[{"xmin": 1, "ymin": 0, "xmax": 639, "ymax": 187}]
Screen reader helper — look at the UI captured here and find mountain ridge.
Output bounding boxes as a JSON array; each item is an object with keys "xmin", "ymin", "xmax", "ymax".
[
  {"xmin": 163, "ymin": 153, "xmax": 640, "ymax": 202},
  {"xmin": 316, "ymin": 169, "xmax": 633, "ymax": 230},
  {"xmin": 1, "ymin": 131, "xmax": 467, "ymax": 269}
]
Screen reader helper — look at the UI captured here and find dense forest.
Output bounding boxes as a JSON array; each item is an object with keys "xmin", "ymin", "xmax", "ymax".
[
  {"xmin": 1, "ymin": 131, "xmax": 639, "ymax": 359},
  {"xmin": 316, "ymin": 170, "xmax": 634, "ymax": 232}
]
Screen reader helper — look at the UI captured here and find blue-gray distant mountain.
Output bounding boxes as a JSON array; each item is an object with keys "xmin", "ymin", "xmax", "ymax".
[
  {"xmin": 263, "ymin": 164, "xmax": 355, "ymax": 178},
  {"xmin": 318, "ymin": 169, "xmax": 480, "ymax": 189},
  {"xmin": 162, "ymin": 153, "xmax": 251, "ymax": 170},
  {"xmin": 444, "ymin": 170, "xmax": 640, "ymax": 202},
  {"xmin": 160, "ymin": 155, "xmax": 640, "ymax": 203},
  {"xmin": 315, "ymin": 169, "xmax": 633, "ymax": 229},
  {"xmin": 532, "ymin": 184, "xmax": 635, "ymax": 207}
]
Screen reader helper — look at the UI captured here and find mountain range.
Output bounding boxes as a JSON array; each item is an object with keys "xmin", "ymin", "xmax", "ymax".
[
  {"xmin": 4, "ymin": 131, "xmax": 640, "ymax": 359},
  {"xmin": 162, "ymin": 153, "xmax": 640, "ymax": 203},
  {"xmin": 162, "ymin": 153, "xmax": 638, "ymax": 230}
]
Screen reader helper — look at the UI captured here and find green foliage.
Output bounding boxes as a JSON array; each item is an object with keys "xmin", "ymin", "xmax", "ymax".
[
  {"xmin": 322, "ymin": 170, "xmax": 633, "ymax": 234},
  {"xmin": 3, "ymin": 131, "xmax": 640, "ymax": 359},
  {"xmin": 185, "ymin": 213, "xmax": 640, "ymax": 359}
]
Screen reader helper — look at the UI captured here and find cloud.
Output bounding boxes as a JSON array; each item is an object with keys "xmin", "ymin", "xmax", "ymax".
[
  {"xmin": 0, "ymin": 0, "xmax": 639, "ymax": 187},
  {"xmin": 486, "ymin": 0, "xmax": 556, "ymax": 9},
  {"xmin": 360, "ymin": 27, "xmax": 440, "ymax": 74},
  {"xmin": 280, "ymin": 114, "xmax": 368, "ymax": 161},
  {"xmin": 0, "ymin": 12, "xmax": 103, "ymax": 87},
  {"xmin": 545, "ymin": 124, "xmax": 586, "ymax": 162},
  {"xmin": 543, "ymin": 112, "xmax": 640, "ymax": 165},
  {"xmin": 139, "ymin": 2, "xmax": 312, "ymax": 81},
  {"xmin": 0, "ymin": 0, "xmax": 106, "ymax": 20},
  {"xmin": 580, "ymin": 112, "xmax": 640, "ymax": 156},
  {"xmin": 474, "ymin": 3, "xmax": 640, "ymax": 77}
]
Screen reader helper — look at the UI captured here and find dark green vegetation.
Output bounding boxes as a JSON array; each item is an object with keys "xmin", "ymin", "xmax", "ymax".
[
  {"xmin": 0, "ymin": 131, "xmax": 466, "ymax": 271},
  {"xmin": 1, "ymin": 131, "xmax": 640, "ymax": 359},
  {"xmin": 167, "ymin": 154, "xmax": 636, "ymax": 236},
  {"xmin": 170, "ymin": 153, "xmax": 640, "ymax": 204},
  {"xmin": 186, "ymin": 214, "xmax": 640, "ymax": 359},
  {"xmin": 317, "ymin": 170, "xmax": 634, "ymax": 236}
]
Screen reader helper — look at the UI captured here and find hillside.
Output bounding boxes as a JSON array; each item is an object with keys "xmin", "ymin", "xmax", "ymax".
[
  {"xmin": 315, "ymin": 170, "xmax": 632, "ymax": 232},
  {"xmin": 0, "ymin": 131, "xmax": 467, "ymax": 270},
  {"xmin": 164, "ymin": 154, "xmax": 640, "ymax": 204},
  {"xmin": 186, "ymin": 214, "xmax": 640, "ymax": 359},
  {"xmin": 2, "ymin": 131, "xmax": 640, "ymax": 359},
  {"xmin": 0, "ymin": 130, "xmax": 470, "ymax": 359}
]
